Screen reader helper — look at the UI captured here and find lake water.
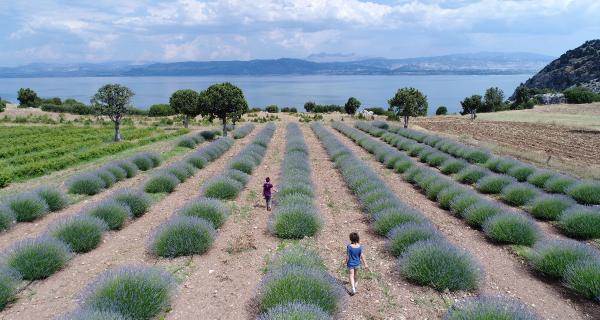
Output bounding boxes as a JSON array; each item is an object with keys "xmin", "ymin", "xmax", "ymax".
[{"xmin": 0, "ymin": 75, "xmax": 531, "ymax": 114}]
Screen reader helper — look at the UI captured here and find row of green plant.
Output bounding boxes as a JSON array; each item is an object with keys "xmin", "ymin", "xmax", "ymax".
[
  {"xmin": 0, "ymin": 126, "xmax": 155, "ymax": 158},
  {"xmin": 57, "ymin": 137, "xmax": 240, "ymax": 318},
  {"xmin": 0, "ymin": 152, "xmax": 156, "ymax": 232},
  {"xmin": 386, "ymin": 124, "xmax": 599, "ymax": 205},
  {"xmin": 312, "ymin": 123, "xmax": 481, "ymax": 292},
  {"xmin": 144, "ymin": 138, "xmax": 234, "ymax": 194},
  {"xmin": 0, "ymin": 136, "xmax": 203, "ymax": 236},
  {"xmin": 361, "ymin": 123, "xmax": 600, "ymax": 240},
  {"xmin": 176, "ymin": 129, "xmax": 221, "ymax": 149},
  {"xmin": 0, "ymin": 188, "xmax": 153, "ymax": 310},
  {"xmin": 202, "ymin": 123, "xmax": 276, "ymax": 200},
  {"xmin": 443, "ymin": 295, "xmax": 541, "ymax": 319},
  {"xmin": 60, "ymin": 265, "xmax": 175, "ymax": 319},
  {"xmin": 232, "ymin": 123, "xmax": 255, "ymax": 139},
  {"xmin": 0, "ymin": 137, "xmax": 236, "ymax": 311},
  {"xmin": 68, "ymin": 152, "xmax": 162, "ymax": 195},
  {"xmin": 147, "ymin": 138, "xmax": 235, "ymax": 257},
  {"xmin": 148, "ymin": 125, "xmax": 274, "ymax": 257},
  {"xmin": 337, "ymin": 122, "xmax": 600, "ymax": 302},
  {"xmin": 0, "ymin": 129, "xmax": 188, "ymax": 188},
  {"xmin": 269, "ymin": 123, "xmax": 321, "ymax": 239},
  {"xmin": 256, "ymin": 244, "xmax": 345, "ymax": 319},
  {"xmin": 0, "ymin": 126, "xmax": 163, "ymax": 168}
]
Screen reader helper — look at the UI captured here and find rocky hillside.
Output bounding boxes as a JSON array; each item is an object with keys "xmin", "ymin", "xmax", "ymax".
[{"xmin": 522, "ymin": 40, "xmax": 600, "ymax": 93}]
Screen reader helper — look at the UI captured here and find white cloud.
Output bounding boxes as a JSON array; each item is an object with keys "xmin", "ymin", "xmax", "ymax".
[{"xmin": 1, "ymin": 0, "xmax": 598, "ymax": 64}]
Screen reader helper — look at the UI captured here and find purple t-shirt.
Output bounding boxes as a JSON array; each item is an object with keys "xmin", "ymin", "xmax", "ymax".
[{"xmin": 263, "ymin": 182, "xmax": 273, "ymax": 197}]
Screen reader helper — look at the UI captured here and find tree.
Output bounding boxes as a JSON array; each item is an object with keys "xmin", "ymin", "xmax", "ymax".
[
  {"xmin": 304, "ymin": 101, "xmax": 316, "ymax": 113},
  {"xmin": 511, "ymin": 84, "xmax": 531, "ymax": 109},
  {"xmin": 460, "ymin": 95, "xmax": 483, "ymax": 119},
  {"xmin": 388, "ymin": 87, "xmax": 428, "ymax": 128},
  {"xmin": 148, "ymin": 104, "xmax": 175, "ymax": 117},
  {"xmin": 0, "ymin": 97, "xmax": 5, "ymax": 113},
  {"xmin": 483, "ymin": 87, "xmax": 505, "ymax": 112},
  {"xmin": 169, "ymin": 89, "xmax": 200, "ymax": 128},
  {"xmin": 563, "ymin": 86, "xmax": 600, "ymax": 104},
  {"xmin": 344, "ymin": 97, "xmax": 361, "ymax": 115},
  {"xmin": 17, "ymin": 88, "xmax": 39, "ymax": 108},
  {"xmin": 265, "ymin": 105, "xmax": 279, "ymax": 113},
  {"xmin": 435, "ymin": 106, "xmax": 448, "ymax": 115},
  {"xmin": 91, "ymin": 84, "xmax": 134, "ymax": 142},
  {"xmin": 198, "ymin": 82, "xmax": 248, "ymax": 137}
]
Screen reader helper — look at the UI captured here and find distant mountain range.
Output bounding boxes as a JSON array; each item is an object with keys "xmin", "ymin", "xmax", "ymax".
[{"xmin": 0, "ymin": 52, "xmax": 554, "ymax": 77}]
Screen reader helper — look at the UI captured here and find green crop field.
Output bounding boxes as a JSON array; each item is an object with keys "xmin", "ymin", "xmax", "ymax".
[{"xmin": 0, "ymin": 125, "xmax": 187, "ymax": 187}]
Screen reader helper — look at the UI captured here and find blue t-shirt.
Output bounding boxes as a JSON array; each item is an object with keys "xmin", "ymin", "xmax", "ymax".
[{"xmin": 347, "ymin": 244, "xmax": 362, "ymax": 268}]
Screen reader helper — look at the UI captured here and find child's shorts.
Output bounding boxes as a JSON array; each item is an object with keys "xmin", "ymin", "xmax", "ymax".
[{"xmin": 265, "ymin": 196, "xmax": 272, "ymax": 207}]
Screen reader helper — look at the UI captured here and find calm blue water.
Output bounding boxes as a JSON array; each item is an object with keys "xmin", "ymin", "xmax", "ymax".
[{"xmin": 0, "ymin": 75, "xmax": 530, "ymax": 114}]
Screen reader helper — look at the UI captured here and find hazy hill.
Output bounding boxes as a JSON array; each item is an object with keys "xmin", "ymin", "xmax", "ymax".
[
  {"xmin": 0, "ymin": 52, "xmax": 553, "ymax": 77},
  {"xmin": 521, "ymin": 40, "xmax": 600, "ymax": 93}
]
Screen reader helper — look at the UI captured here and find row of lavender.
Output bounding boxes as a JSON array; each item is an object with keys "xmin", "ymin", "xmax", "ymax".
[
  {"xmin": 60, "ymin": 124, "xmax": 272, "ymax": 319},
  {"xmin": 385, "ymin": 123, "xmax": 600, "ymax": 205},
  {"xmin": 358, "ymin": 122, "xmax": 599, "ymax": 241},
  {"xmin": 255, "ymin": 124, "xmax": 343, "ymax": 319},
  {"xmin": 0, "ymin": 136, "xmax": 235, "ymax": 312},
  {"xmin": 341, "ymin": 122, "xmax": 600, "ymax": 303}
]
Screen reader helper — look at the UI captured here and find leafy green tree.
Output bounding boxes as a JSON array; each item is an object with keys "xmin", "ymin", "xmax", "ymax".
[
  {"xmin": 388, "ymin": 87, "xmax": 428, "ymax": 128},
  {"xmin": 198, "ymin": 82, "xmax": 248, "ymax": 137},
  {"xmin": 17, "ymin": 88, "xmax": 40, "ymax": 108},
  {"xmin": 91, "ymin": 84, "xmax": 135, "ymax": 142},
  {"xmin": 483, "ymin": 87, "xmax": 505, "ymax": 112},
  {"xmin": 435, "ymin": 106, "xmax": 447, "ymax": 115},
  {"xmin": 511, "ymin": 84, "xmax": 531, "ymax": 109},
  {"xmin": 563, "ymin": 86, "xmax": 600, "ymax": 104},
  {"xmin": 170, "ymin": 89, "xmax": 200, "ymax": 128},
  {"xmin": 460, "ymin": 95, "xmax": 483, "ymax": 119},
  {"xmin": 265, "ymin": 105, "xmax": 279, "ymax": 113},
  {"xmin": 0, "ymin": 97, "xmax": 5, "ymax": 112},
  {"xmin": 148, "ymin": 104, "xmax": 175, "ymax": 117},
  {"xmin": 304, "ymin": 101, "xmax": 316, "ymax": 113},
  {"xmin": 344, "ymin": 97, "xmax": 361, "ymax": 115}
]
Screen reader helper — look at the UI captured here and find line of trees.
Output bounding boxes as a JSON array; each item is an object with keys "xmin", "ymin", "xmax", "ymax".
[{"xmin": 460, "ymin": 87, "xmax": 507, "ymax": 119}]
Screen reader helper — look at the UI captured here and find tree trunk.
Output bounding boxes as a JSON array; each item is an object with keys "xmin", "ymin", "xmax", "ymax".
[
  {"xmin": 114, "ymin": 120, "xmax": 121, "ymax": 142},
  {"xmin": 183, "ymin": 115, "xmax": 189, "ymax": 128},
  {"xmin": 470, "ymin": 110, "xmax": 476, "ymax": 120},
  {"xmin": 403, "ymin": 115, "xmax": 409, "ymax": 128},
  {"xmin": 222, "ymin": 116, "xmax": 228, "ymax": 137}
]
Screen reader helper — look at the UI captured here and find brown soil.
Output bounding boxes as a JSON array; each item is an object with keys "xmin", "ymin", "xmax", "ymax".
[
  {"xmin": 166, "ymin": 125, "xmax": 284, "ymax": 320},
  {"xmin": 328, "ymin": 127, "xmax": 600, "ymax": 320},
  {"xmin": 303, "ymin": 125, "xmax": 446, "ymax": 319},
  {"xmin": 412, "ymin": 117, "xmax": 600, "ymax": 168},
  {"xmin": 0, "ymin": 128, "xmax": 260, "ymax": 319}
]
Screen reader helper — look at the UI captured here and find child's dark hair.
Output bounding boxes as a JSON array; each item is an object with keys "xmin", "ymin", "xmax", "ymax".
[
  {"xmin": 266, "ymin": 177, "xmax": 270, "ymax": 182},
  {"xmin": 349, "ymin": 232, "xmax": 359, "ymax": 244}
]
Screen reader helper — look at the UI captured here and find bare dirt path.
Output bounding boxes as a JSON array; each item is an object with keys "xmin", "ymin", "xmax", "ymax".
[
  {"xmin": 329, "ymin": 126, "xmax": 600, "ymax": 320},
  {"xmin": 303, "ymin": 125, "xmax": 446, "ymax": 320},
  {"xmin": 166, "ymin": 125, "xmax": 284, "ymax": 320},
  {"xmin": 0, "ymin": 143, "xmax": 196, "ymax": 252},
  {"xmin": 0, "ymin": 130, "xmax": 259, "ymax": 320}
]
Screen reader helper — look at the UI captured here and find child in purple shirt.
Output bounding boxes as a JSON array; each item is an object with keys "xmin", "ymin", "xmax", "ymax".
[{"xmin": 263, "ymin": 177, "xmax": 274, "ymax": 211}]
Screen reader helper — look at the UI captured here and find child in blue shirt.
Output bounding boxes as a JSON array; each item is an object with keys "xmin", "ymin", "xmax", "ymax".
[{"xmin": 346, "ymin": 232, "xmax": 368, "ymax": 295}]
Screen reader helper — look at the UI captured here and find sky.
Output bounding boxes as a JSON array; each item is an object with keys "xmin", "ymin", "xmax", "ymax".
[{"xmin": 0, "ymin": 0, "xmax": 599, "ymax": 67}]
